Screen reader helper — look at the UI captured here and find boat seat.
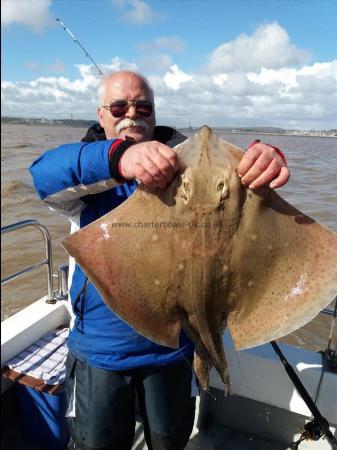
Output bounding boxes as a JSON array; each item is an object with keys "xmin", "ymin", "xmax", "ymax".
[
  {"xmin": 2, "ymin": 326, "xmax": 69, "ymax": 395},
  {"xmin": 2, "ymin": 366, "xmax": 62, "ymax": 394}
]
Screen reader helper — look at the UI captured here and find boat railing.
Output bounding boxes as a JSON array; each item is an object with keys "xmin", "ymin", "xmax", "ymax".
[
  {"xmin": 1, "ymin": 219, "xmax": 68, "ymax": 304},
  {"xmin": 322, "ymin": 305, "xmax": 336, "ymax": 317}
]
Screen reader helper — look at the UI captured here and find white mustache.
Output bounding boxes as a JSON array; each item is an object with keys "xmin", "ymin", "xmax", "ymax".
[{"xmin": 115, "ymin": 118, "xmax": 149, "ymax": 135}]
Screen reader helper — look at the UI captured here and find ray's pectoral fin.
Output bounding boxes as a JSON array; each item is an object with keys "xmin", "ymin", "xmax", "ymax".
[
  {"xmin": 227, "ymin": 189, "xmax": 337, "ymax": 351},
  {"xmin": 62, "ymin": 196, "xmax": 183, "ymax": 349}
]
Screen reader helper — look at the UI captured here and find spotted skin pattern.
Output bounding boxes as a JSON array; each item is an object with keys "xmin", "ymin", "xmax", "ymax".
[{"xmin": 63, "ymin": 127, "xmax": 337, "ymax": 391}]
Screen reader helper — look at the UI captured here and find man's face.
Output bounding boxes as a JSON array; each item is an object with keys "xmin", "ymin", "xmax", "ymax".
[{"xmin": 97, "ymin": 73, "xmax": 156, "ymax": 143}]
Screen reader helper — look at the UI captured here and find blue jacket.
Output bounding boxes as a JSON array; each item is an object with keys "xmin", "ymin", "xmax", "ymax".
[{"xmin": 29, "ymin": 125, "xmax": 194, "ymax": 370}]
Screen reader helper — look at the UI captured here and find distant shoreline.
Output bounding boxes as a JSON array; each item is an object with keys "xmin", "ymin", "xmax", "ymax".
[
  {"xmin": 2, "ymin": 118, "xmax": 336, "ymax": 138},
  {"xmin": 208, "ymin": 131, "xmax": 337, "ymax": 138}
]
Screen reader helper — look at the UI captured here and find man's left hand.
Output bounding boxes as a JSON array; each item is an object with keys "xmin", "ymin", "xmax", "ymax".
[{"xmin": 237, "ymin": 141, "xmax": 290, "ymax": 190}]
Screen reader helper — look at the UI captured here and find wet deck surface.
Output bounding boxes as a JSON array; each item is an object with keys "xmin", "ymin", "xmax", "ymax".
[
  {"xmin": 0, "ymin": 385, "xmax": 292, "ymax": 450},
  {"xmin": 2, "ymin": 414, "xmax": 332, "ymax": 450},
  {"xmin": 2, "ymin": 387, "xmax": 334, "ymax": 450},
  {"xmin": 2, "ymin": 415, "xmax": 285, "ymax": 450},
  {"xmin": 132, "ymin": 419, "xmax": 286, "ymax": 450}
]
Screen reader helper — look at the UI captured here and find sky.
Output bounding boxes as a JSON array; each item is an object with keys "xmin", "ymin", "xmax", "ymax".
[{"xmin": 1, "ymin": 0, "xmax": 337, "ymax": 130}]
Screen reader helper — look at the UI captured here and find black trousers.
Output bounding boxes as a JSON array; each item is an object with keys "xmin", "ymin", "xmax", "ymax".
[{"xmin": 65, "ymin": 352, "xmax": 196, "ymax": 450}]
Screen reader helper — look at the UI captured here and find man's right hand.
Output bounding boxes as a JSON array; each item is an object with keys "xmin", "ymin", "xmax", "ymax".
[{"xmin": 119, "ymin": 141, "xmax": 180, "ymax": 189}]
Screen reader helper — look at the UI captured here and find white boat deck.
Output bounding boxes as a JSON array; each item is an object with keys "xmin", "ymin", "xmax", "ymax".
[
  {"xmin": 1, "ymin": 299, "xmax": 336, "ymax": 450},
  {"xmin": 2, "ymin": 398, "xmax": 334, "ymax": 450}
]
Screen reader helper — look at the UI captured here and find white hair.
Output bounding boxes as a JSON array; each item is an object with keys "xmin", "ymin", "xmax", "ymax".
[{"xmin": 97, "ymin": 71, "xmax": 154, "ymax": 106}]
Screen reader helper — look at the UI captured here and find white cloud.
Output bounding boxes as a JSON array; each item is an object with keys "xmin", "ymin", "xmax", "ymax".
[
  {"xmin": 3, "ymin": 59, "xmax": 336, "ymax": 128},
  {"xmin": 138, "ymin": 36, "xmax": 186, "ymax": 54},
  {"xmin": 164, "ymin": 65, "xmax": 192, "ymax": 91},
  {"xmin": 136, "ymin": 36, "xmax": 185, "ymax": 73},
  {"xmin": 137, "ymin": 53, "xmax": 172, "ymax": 72},
  {"xmin": 2, "ymin": 23, "xmax": 337, "ymax": 129},
  {"xmin": 115, "ymin": 0, "xmax": 164, "ymax": 25},
  {"xmin": 208, "ymin": 22, "xmax": 309, "ymax": 72},
  {"xmin": 1, "ymin": 58, "xmax": 136, "ymax": 119},
  {"xmin": 155, "ymin": 59, "xmax": 337, "ymax": 129},
  {"xmin": 1, "ymin": 0, "xmax": 53, "ymax": 32}
]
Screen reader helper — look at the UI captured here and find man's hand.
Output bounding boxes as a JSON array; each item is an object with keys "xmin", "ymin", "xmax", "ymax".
[
  {"xmin": 237, "ymin": 141, "xmax": 290, "ymax": 190},
  {"xmin": 120, "ymin": 141, "xmax": 180, "ymax": 189}
]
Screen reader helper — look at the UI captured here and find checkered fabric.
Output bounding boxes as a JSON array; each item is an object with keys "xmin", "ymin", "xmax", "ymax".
[{"xmin": 7, "ymin": 327, "xmax": 69, "ymax": 385}]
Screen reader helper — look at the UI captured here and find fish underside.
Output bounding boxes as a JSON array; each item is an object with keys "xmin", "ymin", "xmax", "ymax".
[{"xmin": 62, "ymin": 126, "xmax": 337, "ymax": 392}]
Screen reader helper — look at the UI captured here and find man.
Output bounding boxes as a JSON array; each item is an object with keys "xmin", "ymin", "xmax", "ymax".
[{"xmin": 30, "ymin": 70, "xmax": 289, "ymax": 450}]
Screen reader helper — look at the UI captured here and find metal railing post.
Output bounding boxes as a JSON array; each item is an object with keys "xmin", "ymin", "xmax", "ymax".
[{"xmin": 1, "ymin": 219, "xmax": 55, "ymax": 303}]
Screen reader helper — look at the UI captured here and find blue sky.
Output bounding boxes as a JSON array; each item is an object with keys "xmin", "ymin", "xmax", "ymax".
[{"xmin": 2, "ymin": 0, "xmax": 337, "ymax": 129}]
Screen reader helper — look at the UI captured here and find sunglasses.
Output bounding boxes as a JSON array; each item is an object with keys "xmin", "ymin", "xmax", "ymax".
[{"xmin": 101, "ymin": 100, "xmax": 153, "ymax": 118}]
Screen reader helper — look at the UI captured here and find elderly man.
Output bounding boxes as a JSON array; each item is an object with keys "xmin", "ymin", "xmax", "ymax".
[{"xmin": 30, "ymin": 70, "xmax": 289, "ymax": 450}]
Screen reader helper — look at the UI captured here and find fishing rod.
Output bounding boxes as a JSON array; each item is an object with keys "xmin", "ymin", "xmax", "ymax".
[
  {"xmin": 271, "ymin": 341, "xmax": 337, "ymax": 449},
  {"xmin": 56, "ymin": 18, "xmax": 104, "ymax": 78}
]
